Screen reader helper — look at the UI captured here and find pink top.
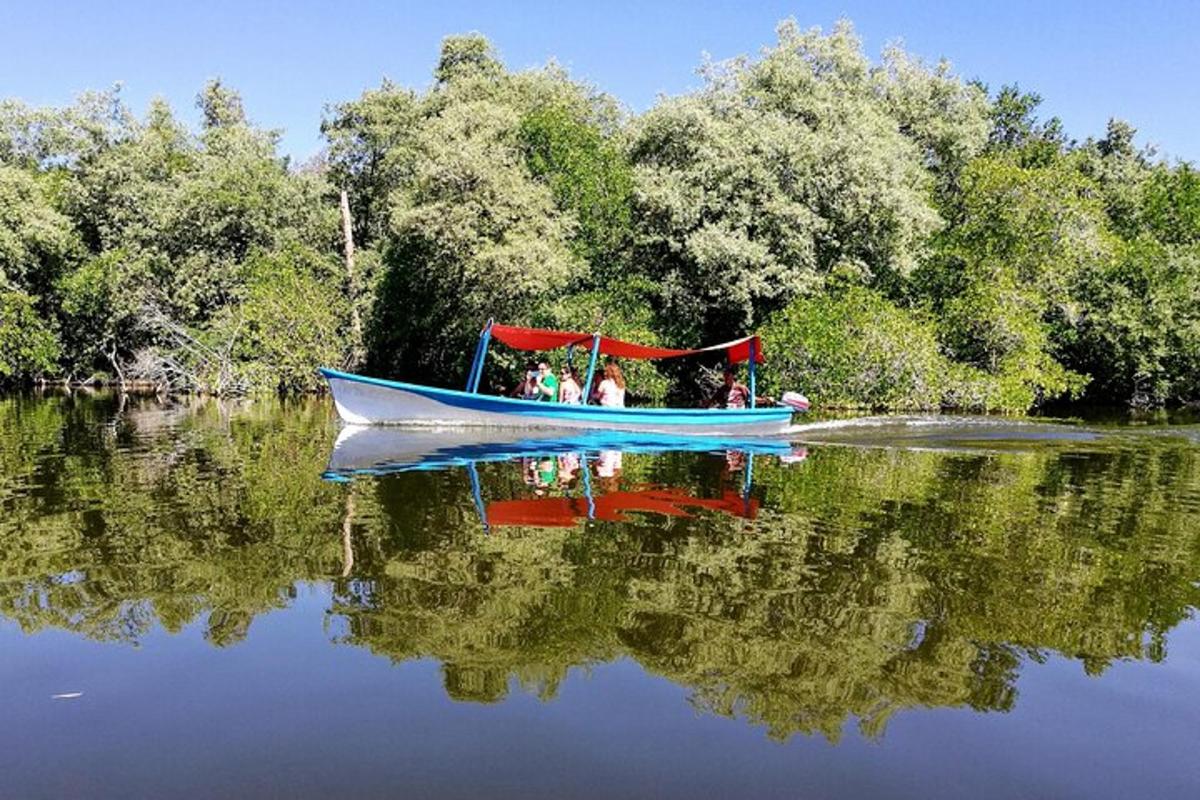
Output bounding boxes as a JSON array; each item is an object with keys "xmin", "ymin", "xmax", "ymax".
[{"xmin": 596, "ymin": 379, "xmax": 626, "ymax": 408}]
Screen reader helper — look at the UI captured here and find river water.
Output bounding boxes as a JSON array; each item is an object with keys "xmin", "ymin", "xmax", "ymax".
[{"xmin": 2, "ymin": 393, "xmax": 1199, "ymax": 798}]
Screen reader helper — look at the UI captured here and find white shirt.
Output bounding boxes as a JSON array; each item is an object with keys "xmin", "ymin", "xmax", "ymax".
[{"xmin": 597, "ymin": 378, "xmax": 625, "ymax": 407}]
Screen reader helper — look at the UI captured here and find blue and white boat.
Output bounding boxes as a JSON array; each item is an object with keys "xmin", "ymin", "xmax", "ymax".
[{"xmin": 320, "ymin": 322, "xmax": 807, "ymax": 436}]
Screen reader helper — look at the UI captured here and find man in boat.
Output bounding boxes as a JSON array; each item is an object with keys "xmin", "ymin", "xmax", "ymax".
[
  {"xmin": 707, "ymin": 365, "xmax": 751, "ymax": 409},
  {"xmin": 533, "ymin": 361, "xmax": 559, "ymax": 402},
  {"xmin": 708, "ymin": 363, "xmax": 783, "ymax": 409}
]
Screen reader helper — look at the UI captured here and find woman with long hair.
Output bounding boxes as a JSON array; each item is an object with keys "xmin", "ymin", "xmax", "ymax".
[{"xmin": 593, "ymin": 359, "xmax": 626, "ymax": 408}]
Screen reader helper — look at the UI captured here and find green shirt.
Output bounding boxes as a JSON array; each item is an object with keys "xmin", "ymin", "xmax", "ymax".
[
  {"xmin": 536, "ymin": 459, "xmax": 558, "ymax": 484},
  {"xmin": 535, "ymin": 373, "xmax": 558, "ymax": 401}
]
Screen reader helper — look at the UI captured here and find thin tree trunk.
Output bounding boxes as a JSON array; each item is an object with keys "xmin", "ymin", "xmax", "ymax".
[
  {"xmin": 340, "ymin": 189, "xmax": 365, "ymax": 369},
  {"xmin": 107, "ymin": 341, "xmax": 127, "ymax": 394},
  {"xmin": 341, "ymin": 490, "xmax": 356, "ymax": 578}
]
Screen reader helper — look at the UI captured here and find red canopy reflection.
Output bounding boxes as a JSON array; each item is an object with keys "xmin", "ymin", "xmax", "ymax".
[{"xmin": 486, "ymin": 485, "xmax": 758, "ymax": 528}]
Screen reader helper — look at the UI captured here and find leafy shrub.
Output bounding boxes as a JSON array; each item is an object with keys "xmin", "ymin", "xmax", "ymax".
[
  {"xmin": 1068, "ymin": 239, "xmax": 1200, "ymax": 406},
  {"xmin": 0, "ymin": 291, "xmax": 61, "ymax": 380},
  {"xmin": 230, "ymin": 248, "xmax": 352, "ymax": 393},
  {"xmin": 763, "ymin": 287, "xmax": 999, "ymax": 410}
]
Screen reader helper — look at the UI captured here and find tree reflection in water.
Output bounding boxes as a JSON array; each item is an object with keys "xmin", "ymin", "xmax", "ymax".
[{"xmin": 2, "ymin": 392, "xmax": 1198, "ymax": 740}]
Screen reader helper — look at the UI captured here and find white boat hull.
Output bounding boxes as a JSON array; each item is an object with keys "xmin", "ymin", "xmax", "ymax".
[{"xmin": 320, "ymin": 369, "xmax": 794, "ymax": 436}]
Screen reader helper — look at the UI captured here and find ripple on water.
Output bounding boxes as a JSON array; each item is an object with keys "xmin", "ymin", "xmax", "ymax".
[{"xmin": 785, "ymin": 414, "xmax": 1200, "ymax": 454}]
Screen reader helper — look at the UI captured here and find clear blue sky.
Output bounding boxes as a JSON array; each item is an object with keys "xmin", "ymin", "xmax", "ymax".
[{"xmin": 3, "ymin": 0, "xmax": 1197, "ymax": 163}]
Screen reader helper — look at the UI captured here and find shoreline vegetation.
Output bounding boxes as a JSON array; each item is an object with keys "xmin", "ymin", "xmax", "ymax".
[{"xmin": 2, "ymin": 19, "xmax": 1198, "ymax": 412}]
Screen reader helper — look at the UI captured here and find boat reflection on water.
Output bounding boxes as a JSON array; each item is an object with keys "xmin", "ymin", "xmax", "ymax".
[{"xmin": 322, "ymin": 425, "xmax": 808, "ymax": 530}]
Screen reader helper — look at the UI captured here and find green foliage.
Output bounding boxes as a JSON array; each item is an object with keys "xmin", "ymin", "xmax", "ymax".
[
  {"xmin": 1068, "ymin": 239, "xmax": 1200, "ymax": 406},
  {"xmin": 229, "ymin": 248, "xmax": 352, "ymax": 393},
  {"xmin": 1142, "ymin": 164, "xmax": 1200, "ymax": 246},
  {"xmin": 876, "ymin": 46, "xmax": 991, "ymax": 193},
  {"xmin": 197, "ymin": 78, "xmax": 247, "ymax": 129},
  {"xmin": 519, "ymin": 102, "xmax": 634, "ymax": 273},
  {"xmin": 983, "ymin": 84, "xmax": 1066, "ymax": 166},
  {"xmin": 0, "ymin": 291, "xmax": 61, "ymax": 379},
  {"xmin": 1, "ymin": 22, "xmax": 1198, "ymax": 408},
  {"xmin": 627, "ymin": 20, "xmax": 965, "ymax": 344},
  {"xmin": 0, "ymin": 165, "xmax": 80, "ymax": 289},
  {"xmin": 762, "ymin": 286, "xmax": 989, "ymax": 409},
  {"xmin": 935, "ymin": 272, "xmax": 1088, "ymax": 410},
  {"xmin": 922, "ymin": 155, "xmax": 1099, "ymax": 406},
  {"xmin": 322, "ymin": 82, "xmax": 423, "ymax": 247},
  {"xmin": 0, "ymin": 82, "xmax": 338, "ymax": 392},
  {"xmin": 54, "ymin": 249, "xmax": 129, "ymax": 374},
  {"xmin": 435, "ymin": 33, "xmax": 504, "ymax": 85},
  {"xmin": 367, "ymin": 100, "xmax": 581, "ymax": 381},
  {"xmin": 345, "ymin": 37, "xmax": 628, "ymax": 384}
]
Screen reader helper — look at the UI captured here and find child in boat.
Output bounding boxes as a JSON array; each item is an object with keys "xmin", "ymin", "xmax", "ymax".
[
  {"xmin": 593, "ymin": 360, "xmax": 626, "ymax": 407},
  {"xmin": 558, "ymin": 366, "xmax": 582, "ymax": 404}
]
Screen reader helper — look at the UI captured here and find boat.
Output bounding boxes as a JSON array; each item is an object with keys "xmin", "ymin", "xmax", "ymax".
[{"xmin": 320, "ymin": 322, "xmax": 805, "ymax": 435}]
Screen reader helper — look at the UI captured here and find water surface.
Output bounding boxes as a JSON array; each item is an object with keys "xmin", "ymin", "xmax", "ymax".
[{"xmin": 2, "ymin": 393, "xmax": 1199, "ymax": 798}]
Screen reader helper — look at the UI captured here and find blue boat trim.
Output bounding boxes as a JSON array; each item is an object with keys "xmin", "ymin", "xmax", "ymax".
[{"xmin": 320, "ymin": 367, "xmax": 793, "ymax": 426}]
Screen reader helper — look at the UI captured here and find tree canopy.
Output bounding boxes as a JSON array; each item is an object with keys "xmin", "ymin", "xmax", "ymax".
[{"xmin": 1, "ymin": 20, "xmax": 1197, "ymax": 409}]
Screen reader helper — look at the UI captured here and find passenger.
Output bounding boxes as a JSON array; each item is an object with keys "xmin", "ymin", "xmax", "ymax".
[
  {"xmin": 558, "ymin": 365, "xmax": 582, "ymax": 404},
  {"xmin": 534, "ymin": 457, "xmax": 557, "ymax": 492},
  {"xmin": 511, "ymin": 361, "xmax": 539, "ymax": 400},
  {"xmin": 595, "ymin": 449, "xmax": 623, "ymax": 490},
  {"xmin": 593, "ymin": 360, "xmax": 626, "ymax": 407},
  {"xmin": 707, "ymin": 366, "xmax": 751, "ymax": 409},
  {"xmin": 533, "ymin": 361, "xmax": 558, "ymax": 402},
  {"xmin": 589, "ymin": 372, "xmax": 603, "ymax": 404},
  {"xmin": 557, "ymin": 452, "xmax": 581, "ymax": 487}
]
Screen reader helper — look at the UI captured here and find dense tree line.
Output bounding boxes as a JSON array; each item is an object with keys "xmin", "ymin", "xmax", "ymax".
[{"xmin": 2, "ymin": 20, "xmax": 1198, "ymax": 409}]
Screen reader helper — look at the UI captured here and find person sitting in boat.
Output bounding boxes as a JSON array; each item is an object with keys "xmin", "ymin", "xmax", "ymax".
[
  {"xmin": 707, "ymin": 366, "xmax": 751, "ymax": 409},
  {"xmin": 595, "ymin": 449, "xmax": 623, "ymax": 484},
  {"xmin": 706, "ymin": 365, "xmax": 776, "ymax": 409},
  {"xmin": 533, "ymin": 361, "xmax": 559, "ymax": 402},
  {"xmin": 510, "ymin": 361, "xmax": 539, "ymax": 399},
  {"xmin": 593, "ymin": 359, "xmax": 626, "ymax": 407},
  {"xmin": 558, "ymin": 365, "xmax": 582, "ymax": 404}
]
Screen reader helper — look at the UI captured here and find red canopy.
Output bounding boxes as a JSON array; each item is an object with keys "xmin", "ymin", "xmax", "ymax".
[{"xmin": 488, "ymin": 324, "xmax": 765, "ymax": 365}]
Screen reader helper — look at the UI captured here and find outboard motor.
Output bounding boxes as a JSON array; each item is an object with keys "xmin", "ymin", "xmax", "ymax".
[{"xmin": 781, "ymin": 391, "xmax": 810, "ymax": 412}]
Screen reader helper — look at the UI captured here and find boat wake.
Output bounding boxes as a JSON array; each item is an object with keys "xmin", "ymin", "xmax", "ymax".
[{"xmin": 783, "ymin": 414, "xmax": 1200, "ymax": 452}]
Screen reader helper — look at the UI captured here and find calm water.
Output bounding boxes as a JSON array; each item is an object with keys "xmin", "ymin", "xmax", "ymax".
[{"xmin": 3, "ymin": 393, "xmax": 1199, "ymax": 799}]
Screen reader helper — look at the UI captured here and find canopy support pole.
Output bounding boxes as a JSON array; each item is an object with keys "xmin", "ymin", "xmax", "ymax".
[
  {"xmin": 748, "ymin": 338, "xmax": 757, "ymax": 409},
  {"xmin": 467, "ymin": 462, "xmax": 489, "ymax": 533},
  {"xmin": 582, "ymin": 333, "xmax": 601, "ymax": 405},
  {"xmin": 465, "ymin": 334, "xmax": 484, "ymax": 391},
  {"xmin": 466, "ymin": 319, "xmax": 493, "ymax": 393},
  {"xmin": 581, "ymin": 452, "xmax": 595, "ymax": 520},
  {"xmin": 742, "ymin": 452, "xmax": 755, "ymax": 513}
]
